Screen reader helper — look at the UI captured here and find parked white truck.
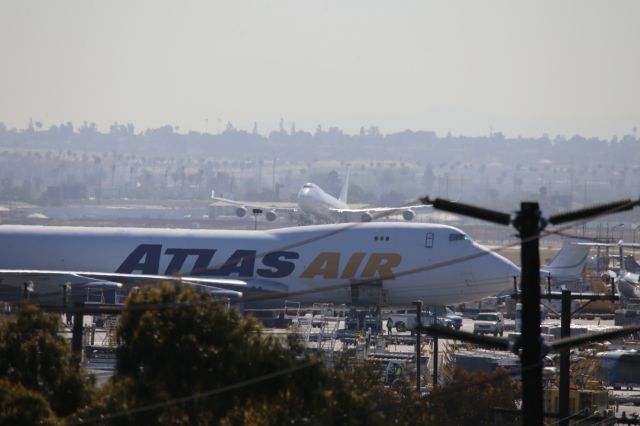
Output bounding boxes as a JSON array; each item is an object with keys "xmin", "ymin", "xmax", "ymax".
[
  {"xmin": 473, "ymin": 312, "xmax": 504, "ymax": 336},
  {"xmin": 387, "ymin": 310, "xmax": 453, "ymax": 334}
]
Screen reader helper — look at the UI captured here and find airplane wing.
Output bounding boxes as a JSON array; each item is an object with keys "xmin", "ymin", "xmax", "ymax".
[
  {"xmin": 211, "ymin": 191, "xmax": 298, "ymax": 222},
  {"xmin": 80, "ymin": 271, "xmax": 247, "ymax": 299},
  {"xmin": 210, "ymin": 193, "xmax": 257, "ymax": 208},
  {"xmin": 329, "ymin": 204, "xmax": 432, "ymax": 222},
  {"xmin": 0, "ymin": 269, "xmax": 248, "ymax": 304},
  {"xmin": 82, "ymin": 273, "xmax": 290, "ymax": 303}
]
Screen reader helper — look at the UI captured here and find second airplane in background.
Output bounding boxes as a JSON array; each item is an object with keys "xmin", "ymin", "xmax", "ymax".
[{"xmin": 211, "ymin": 169, "xmax": 427, "ymax": 224}]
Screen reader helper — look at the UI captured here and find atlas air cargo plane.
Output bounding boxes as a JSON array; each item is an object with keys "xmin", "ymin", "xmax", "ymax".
[{"xmin": 0, "ymin": 223, "xmax": 520, "ymax": 308}]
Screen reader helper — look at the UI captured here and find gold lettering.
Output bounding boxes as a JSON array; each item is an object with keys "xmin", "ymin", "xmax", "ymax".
[
  {"xmin": 340, "ymin": 252, "xmax": 366, "ymax": 279},
  {"xmin": 300, "ymin": 252, "xmax": 340, "ymax": 279},
  {"xmin": 361, "ymin": 253, "xmax": 402, "ymax": 280}
]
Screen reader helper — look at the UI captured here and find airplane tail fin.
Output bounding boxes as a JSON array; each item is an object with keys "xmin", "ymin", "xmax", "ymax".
[
  {"xmin": 339, "ymin": 167, "xmax": 350, "ymax": 204},
  {"xmin": 543, "ymin": 239, "xmax": 592, "ymax": 282}
]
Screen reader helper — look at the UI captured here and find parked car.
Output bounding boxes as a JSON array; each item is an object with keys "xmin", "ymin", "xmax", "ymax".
[
  {"xmin": 445, "ymin": 306, "xmax": 463, "ymax": 330},
  {"xmin": 473, "ymin": 312, "xmax": 504, "ymax": 336}
]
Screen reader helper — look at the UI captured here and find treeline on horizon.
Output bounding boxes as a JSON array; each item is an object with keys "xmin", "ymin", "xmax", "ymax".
[
  {"xmin": 1, "ymin": 120, "xmax": 639, "ymax": 212},
  {"xmin": 1, "ymin": 120, "xmax": 638, "ymax": 164}
]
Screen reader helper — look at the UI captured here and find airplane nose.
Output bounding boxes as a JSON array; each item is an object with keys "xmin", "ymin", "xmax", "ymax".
[
  {"xmin": 495, "ymin": 251, "xmax": 520, "ymax": 281},
  {"xmin": 297, "ymin": 190, "xmax": 311, "ymax": 209},
  {"xmin": 499, "ymin": 252, "xmax": 521, "ymax": 280},
  {"xmin": 472, "ymin": 248, "xmax": 520, "ymax": 293}
]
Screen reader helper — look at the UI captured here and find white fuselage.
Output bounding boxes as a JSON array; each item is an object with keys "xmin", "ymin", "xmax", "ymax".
[
  {"xmin": 0, "ymin": 223, "xmax": 519, "ymax": 306},
  {"xmin": 297, "ymin": 183, "xmax": 348, "ymax": 222}
]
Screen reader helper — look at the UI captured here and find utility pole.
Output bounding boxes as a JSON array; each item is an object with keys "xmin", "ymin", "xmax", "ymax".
[
  {"xmin": 419, "ymin": 196, "xmax": 639, "ymax": 424},
  {"xmin": 62, "ymin": 283, "xmax": 69, "ymax": 306},
  {"xmin": 432, "ymin": 311, "xmax": 438, "ymax": 388},
  {"xmin": 513, "ymin": 202, "xmax": 544, "ymax": 426},
  {"xmin": 559, "ymin": 289, "xmax": 571, "ymax": 426},
  {"xmin": 414, "ymin": 300, "xmax": 422, "ymax": 392},
  {"xmin": 72, "ymin": 303, "xmax": 84, "ymax": 359},
  {"xmin": 542, "ymin": 289, "xmax": 617, "ymax": 424}
]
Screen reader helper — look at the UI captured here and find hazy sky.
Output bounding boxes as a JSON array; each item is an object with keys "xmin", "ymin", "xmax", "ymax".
[{"xmin": 1, "ymin": 1, "xmax": 638, "ymax": 138}]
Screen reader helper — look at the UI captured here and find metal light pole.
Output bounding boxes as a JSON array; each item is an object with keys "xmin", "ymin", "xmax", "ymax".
[
  {"xmin": 252, "ymin": 208, "xmax": 262, "ymax": 230},
  {"xmin": 613, "ymin": 224, "xmax": 624, "ymax": 269},
  {"xmin": 613, "ymin": 223, "xmax": 624, "ymax": 241}
]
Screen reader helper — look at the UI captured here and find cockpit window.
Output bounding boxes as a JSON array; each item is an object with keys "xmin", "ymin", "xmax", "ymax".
[{"xmin": 449, "ymin": 233, "xmax": 469, "ymax": 242}]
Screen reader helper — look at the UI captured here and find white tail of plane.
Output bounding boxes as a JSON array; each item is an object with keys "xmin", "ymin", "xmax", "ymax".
[
  {"xmin": 543, "ymin": 239, "xmax": 592, "ymax": 282},
  {"xmin": 338, "ymin": 167, "xmax": 350, "ymax": 204}
]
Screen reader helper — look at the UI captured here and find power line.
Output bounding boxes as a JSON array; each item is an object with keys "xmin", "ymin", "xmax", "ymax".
[{"xmin": 69, "ymin": 359, "xmax": 321, "ymax": 425}]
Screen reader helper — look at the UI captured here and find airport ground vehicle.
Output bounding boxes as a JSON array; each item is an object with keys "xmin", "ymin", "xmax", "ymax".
[
  {"xmin": 445, "ymin": 306, "xmax": 463, "ymax": 330},
  {"xmin": 388, "ymin": 310, "xmax": 453, "ymax": 334},
  {"xmin": 473, "ymin": 312, "xmax": 504, "ymax": 336}
]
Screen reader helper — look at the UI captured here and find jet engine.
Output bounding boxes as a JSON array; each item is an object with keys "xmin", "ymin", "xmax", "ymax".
[
  {"xmin": 265, "ymin": 210, "xmax": 278, "ymax": 222},
  {"xmin": 235, "ymin": 207, "xmax": 248, "ymax": 218},
  {"xmin": 360, "ymin": 212, "xmax": 373, "ymax": 222},
  {"xmin": 402, "ymin": 210, "xmax": 415, "ymax": 221}
]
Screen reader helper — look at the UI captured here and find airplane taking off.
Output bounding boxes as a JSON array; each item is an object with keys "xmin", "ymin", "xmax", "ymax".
[
  {"xmin": 211, "ymin": 169, "xmax": 426, "ymax": 224},
  {"xmin": 0, "ymin": 223, "xmax": 520, "ymax": 308}
]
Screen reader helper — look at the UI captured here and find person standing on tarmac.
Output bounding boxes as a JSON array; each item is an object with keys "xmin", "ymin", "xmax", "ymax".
[{"xmin": 386, "ymin": 317, "xmax": 394, "ymax": 336}]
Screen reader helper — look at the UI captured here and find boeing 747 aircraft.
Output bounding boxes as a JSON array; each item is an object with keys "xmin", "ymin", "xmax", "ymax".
[
  {"xmin": 0, "ymin": 223, "xmax": 520, "ymax": 308},
  {"xmin": 211, "ymin": 169, "xmax": 426, "ymax": 224}
]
